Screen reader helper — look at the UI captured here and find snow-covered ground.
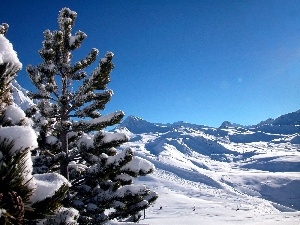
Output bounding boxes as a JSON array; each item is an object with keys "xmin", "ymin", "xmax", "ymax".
[
  {"xmin": 12, "ymin": 84, "xmax": 300, "ymax": 224},
  {"xmin": 113, "ymin": 115, "xmax": 300, "ymax": 224},
  {"xmin": 138, "ymin": 173, "xmax": 300, "ymax": 225}
]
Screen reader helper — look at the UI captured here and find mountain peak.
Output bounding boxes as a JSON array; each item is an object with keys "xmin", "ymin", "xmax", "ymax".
[
  {"xmin": 125, "ymin": 115, "xmax": 144, "ymax": 122},
  {"xmin": 117, "ymin": 115, "xmax": 169, "ymax": 134},
  {"xmin": 272, "ymin": 110, "xmax": 300, "ymax": 125},
  {"xmin": 219, "ymin": 121, "xmax": 244, "ymax": 129},
  {"xmin": 120, "ymin": 115, "xmax": 148, "ymax": 127}
]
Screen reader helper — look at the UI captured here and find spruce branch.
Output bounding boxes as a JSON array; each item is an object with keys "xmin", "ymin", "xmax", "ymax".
[
  {"xmin": 27, "ymin": 184, "xmax": 69, "ymax": 220},
  {"xmin": 0, "ymin": 139, "xmax": 35, "ymax": 224},
  {"xmin": 71, "ymin": 48, "xmax": 98, "ymax": 74},
  {"xmin": 0, "ymin": 23, "xmax": 9, "ymax": 35}
]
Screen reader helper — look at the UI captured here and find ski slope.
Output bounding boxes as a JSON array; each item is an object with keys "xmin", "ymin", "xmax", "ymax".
[{"xmin": 113, "ymin": 115, "xmax": 300, "ymax": 224}]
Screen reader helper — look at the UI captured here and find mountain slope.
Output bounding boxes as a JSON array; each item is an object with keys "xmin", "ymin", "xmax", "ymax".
[
  {"xmin": 11, "ymin": 83, "xmax": 300, "ymax": 223},
  {"xmin": 272, "ymin": 110, "xmax": 300, "ymax": 125},
  {"xmin": 115, "ymin": 112, "xmax": 300, "ymax": 217}
]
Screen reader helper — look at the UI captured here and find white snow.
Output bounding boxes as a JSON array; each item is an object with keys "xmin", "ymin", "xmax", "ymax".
[
  {"xmin": 106, "ymin": 147, "xmax": 133, "ymax": 166},
  {"xmin": 3, "ymin": 104, "xmax": 27, "ymax": 124},
  {"xmin": 37, "ymin": 207, "xmax": 79, "ymax": 225},
  {"xmin": 86, "ymin": 111, "xmax": 124, "ymax": 125},
  {"xmin": 115, "ymin": 173, "xmax": 132, "ymax": 182},
  {"xmin": 69, "ymin": 160, "xmax": 87, "ymax": 173},
  {"xmin": 103, "ymin": 132, "xmax": 128, "ymax": 144},
  {"xmin": 58, "ymin": 8, "xmax": 77, "ymax": 28},
  {"xmin": 46, "ymin": 135, "xmax": 59, "ymax": 145},
  {"xmin": 100, "ymin": 51, "xmax": 114, "ymax": 62},
  {"xmin": 77, "ymin": 133, "xmax": 94, "ymax": 148},
  {"xmin": 69, "ymin": 35, "xmax": 76, "ymax": 46},
  {"xmin": 11, "ymin": 80, "xmax": 35, "ymax": 111},
  {"xmin": 101, "ymin": 57, "xmax": 108, "ymax": 63},
  {"xmin": 30, "ymin": 173, "xmax": 70, "ymax": 203},
  {"xmin": 9, "ymin": 82, "xmax": 300, "ymax": 224},
  {"xmin": 0, "ymin": 126, "xmax": 37, "ymax": 155},
  {"xmin": 0, "ymin": 34, "xmax": 22, "ymax": 69},
  {"xmin": 121, "ymin": 156, "xmax": 155, "ymax": 174},
  {"xmin": 105, "ymin": 51, "xmax": 114, "ymax": 58},
  {"xmin": 112, "ymin": 114, "xmax": 300, "ymax": 224},
  {"xmin": 69, "ymin": 31, "xmax": 87, "ymax": 47},
  {"xmin": 0, "ymin": 126, "xmax": 37, "ymax": 185},
  {"xmin": 116, "ymin": 184, "xmax": 148, "ymax": 198}
]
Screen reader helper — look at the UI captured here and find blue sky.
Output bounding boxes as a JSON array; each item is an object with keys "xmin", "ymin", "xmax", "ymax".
[{"xmin": 1, "ymin": 0, "xmax": 300, "ymax": 127}]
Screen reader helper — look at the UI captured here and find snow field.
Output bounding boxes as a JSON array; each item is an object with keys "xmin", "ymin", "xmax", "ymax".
[
  {"xmin": 114, "ymin": 116, "xmax": 300, "ymax": 224},
  {"xmin": 137, "ymin": 170, "xmax": 300, "ymax": 225},
  {"xmin": 10, "ymin": 84, "xmax": 300, "ymax": 224}
]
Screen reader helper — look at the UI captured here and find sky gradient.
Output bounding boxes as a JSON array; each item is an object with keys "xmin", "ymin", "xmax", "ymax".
[{"xmin": 1, "ymin": 0, "xmax": 300, "ymax": 127}]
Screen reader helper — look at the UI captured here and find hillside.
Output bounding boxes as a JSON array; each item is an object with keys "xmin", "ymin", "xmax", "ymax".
[
  {"xmin": 113, "ymin": 114, "xmax": 300, "ymax": 224},
  {"xmin": 12, "ymin": 82, "xmax": 300, "ymax": 224}
]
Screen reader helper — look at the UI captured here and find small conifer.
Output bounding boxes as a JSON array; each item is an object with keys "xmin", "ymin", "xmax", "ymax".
[{"xmin": 26, "ymin": 8, "xmax": 157, "ymax": 223}]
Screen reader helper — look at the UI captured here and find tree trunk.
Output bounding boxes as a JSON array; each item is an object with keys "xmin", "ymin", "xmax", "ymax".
[
  {"xmin": 60, "ymin": 129, "xmax": 69, "ymax": 180},
  {"xmin": 60, "ymin": 75, "xmax": 69, "ymax": 180}
]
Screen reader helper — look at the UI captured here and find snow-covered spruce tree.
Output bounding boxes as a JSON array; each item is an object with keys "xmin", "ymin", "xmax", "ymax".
[
  {"xmin": 0, "ymin": 22, "xmax": 32, "ymax": 224},
  {"xmin": 26, "ymin": 7, "xmax": 122, "ymax": 179},
  {"xmin": 26, "ymin": 7, "xmax": 158, "ymax": 224},
  {"xmin": 73, "ymin": 133, "xmax": 158, "ymax": 223},
  {"xmin": 0, "ymin": 23, "xmax": 22, "ymax": 123},
  {"xmin": 0, "ymin": 23, "xmax": 78, "ymax": 225}
]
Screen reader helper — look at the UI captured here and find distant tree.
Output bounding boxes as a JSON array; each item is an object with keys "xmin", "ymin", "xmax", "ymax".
[{"xmin": 26, "ymin": 7, "xmax": 157, "ymax": 224}]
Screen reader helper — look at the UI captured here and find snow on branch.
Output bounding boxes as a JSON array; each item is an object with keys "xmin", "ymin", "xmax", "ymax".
[
  {"xmin": 73, "ymin": 111, "xmax": 124, "ymax": 132},
  {"xmin": 121, "ymin": 156, "xmax": 155, "ymax": 176},
  {"xmin": 0, "ymin": 126, "xmax": 38, "ymax": 155},
  {"xmin": 0, "ymin": 126, "xmax": 37, "ymax": 183},
  {"xmin": 44, "ymin": 207, "xmax": 79, "ymax": 225},
  {"xmin": 77, "ymin": 133, "xmax": 94, "ymax": 148},
  {"xmin": 106, "ymin": 147, "xmax": 134, "ymax": 168},
  {"xmin": 72, "ymin": 89, "xmax": 113, "ymax": 113},
  {"xmin": 0, "ymin": 23, "xmax": 8, "ymax": 35},
  {"xmin": 30, "ymin": 173, "xmax": 70, "ymax": 203},
  {"xmin": 58, "ymin": 7, "xmax": 77, "ymax": 32},
  {"xmin": 2, "ymin": 104, "xmax": 28, "ymax": 125},
  {"xmin": 86, "ymin": 111, "xmax": 124, "ymax": 125},
  {"xmin": 102, "ymin": 132, "xmax": 129, "ymax": 145},
  {"xmin": 100, "ymin": 51, "xmax": 114, "ymax": 63},
  {"xmin": 89, "ymin": 51, "xmax": 114, "ymax": 90},
  {"xmin": 0, "ymin": 34, "xmax": 22, "ymax": 69},
  {"xmin": 71, "ymin": 48, "xmax": 98, "ymax": 74},
  {"xmin": 92, "ymin": 131, "xmax": 129, "ymax": 151},
  {"xmin": 69, "ymin": 31, "xmax": 87, "ymax": 50},
  {"xmin": 115, "ymin": 184, "xmax": 149, "ymax": 199}
]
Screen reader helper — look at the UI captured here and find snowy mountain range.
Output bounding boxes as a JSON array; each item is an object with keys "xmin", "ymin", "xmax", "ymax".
[
  {"xmin": 12, "ymin": 81, "xmax": 300, "ymax": 224},
  {"xmin": 113, "ymin": 113, "xmax": 300, "ymax": 224}
]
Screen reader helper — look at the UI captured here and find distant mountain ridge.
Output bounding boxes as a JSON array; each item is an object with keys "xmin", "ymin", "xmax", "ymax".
[
  {"xmin": 116, "ymin": 109, "xmax": 300, "ymax": 133},
  {"xmin": 115, "ymin": 111, "xmax": 300, "ymax": 211},
  {"xmin": 272, "ymin": 110, "xmax": 300, "ymax": 125},
  {"xmin": 116, "ymin": 115, "xmax": 168, "ymax": 133}
]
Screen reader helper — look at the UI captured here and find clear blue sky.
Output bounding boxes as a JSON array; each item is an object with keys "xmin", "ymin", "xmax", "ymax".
[{"xmin": 1, "ymin": 0, "xmax": 300, "ymax": 127}]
